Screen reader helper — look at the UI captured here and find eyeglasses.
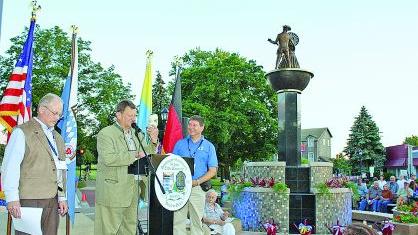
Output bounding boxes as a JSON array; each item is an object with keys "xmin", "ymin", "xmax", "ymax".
[{"xmin": 43, "ymin": 106, "xmax": 63, "ymax": 119}]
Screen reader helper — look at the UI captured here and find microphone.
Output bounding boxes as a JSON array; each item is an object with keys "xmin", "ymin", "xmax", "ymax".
[{"xmin": 131, "ymin": 123, "xmax": 142, "ymax": 133}]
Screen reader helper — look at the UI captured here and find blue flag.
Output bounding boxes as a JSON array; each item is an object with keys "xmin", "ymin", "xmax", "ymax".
[{"xmin": 57, "ymin": 29, "xmax": 78, "ymax": 224}]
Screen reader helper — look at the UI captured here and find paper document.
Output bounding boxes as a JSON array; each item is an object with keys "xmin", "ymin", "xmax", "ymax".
[{"xmin": 12, "ymin": 207, "xmax": 43, "ymax": 235}]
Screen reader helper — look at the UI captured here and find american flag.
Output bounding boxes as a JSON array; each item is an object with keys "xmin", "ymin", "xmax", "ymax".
[{"xmin": 0, "ymin": 19, "xmax": 35, "ymax": 134}]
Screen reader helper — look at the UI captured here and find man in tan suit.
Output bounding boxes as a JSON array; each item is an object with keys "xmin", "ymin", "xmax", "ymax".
[
  {"xmin": 94, "ymin": 100, "xmax": 158, "ymax": 235},
  {"xmin": 1, "ymin": 93, "xmax": 68, "ymax": 235}
]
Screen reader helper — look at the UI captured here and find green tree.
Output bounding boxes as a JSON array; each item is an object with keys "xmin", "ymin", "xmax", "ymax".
[
  {"xmin": 332, "ymin": 153, "xmax": 352, "ymax": 175},
  {"xmin": 404, "ymin": 135, "xmax": 418, "ymax": 146},
  {"xmin": 152, "ymin": 71, "xmax": 169, "ymax": 114},
  {"xmin": 0, "ymin": 25, "xmax": 133, "ymax": 156},
  {"xmin": 344, "ymin": 106, "xmax": 386, "ymax": 175},
  {"xmin": 173, "ymin": 48, "xmax": 278, "ymax": 169},
  {"xmin": 83, "ymin": 149, "xmax": 95, "ymax": 166}
]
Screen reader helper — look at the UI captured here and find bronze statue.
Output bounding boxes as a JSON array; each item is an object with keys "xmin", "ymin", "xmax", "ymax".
[{"xmin": 268, "ymin": 25, "xmax": 300, "ymax": 69}]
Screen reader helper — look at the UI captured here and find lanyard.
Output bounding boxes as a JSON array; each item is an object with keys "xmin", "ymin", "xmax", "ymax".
[
  {"xmin": 124, "ymin": 131, "xmax": 138, "ymax": 151},
  {"xmin": 187, "ymin": 138, "xmax": 204, "ymax": 158},
  {"xmin": 46, "ymin": 134, "xmax": 58, "ymax": 156}
]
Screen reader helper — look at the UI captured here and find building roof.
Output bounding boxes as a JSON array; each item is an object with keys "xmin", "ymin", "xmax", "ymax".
[
  {"xmin": 385, "ymin": 144, "xmax": 409, "ymax": 168},
  {"xmin": 386, "ymin": 158, "xmax": 407, "ymax": 168},
  {"xmin": 301, "ymin": 128, "xmax": 333, "ymax": 140}
]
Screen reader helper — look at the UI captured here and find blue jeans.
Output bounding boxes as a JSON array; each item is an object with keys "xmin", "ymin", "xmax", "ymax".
[
  {"xmin": 370, "ymin": 199, "xmax": 380, "ymax": 212},
  {"xmin": 359, "ymin": 199, "xmax": 367, "ymax": 211},
  {"xmin": 360, "ymin": 198, "xmax": 379, "ymax": 211},
  {"xmin": 379, "ymin": 199, "xmax": 391, "ymax": 213}
]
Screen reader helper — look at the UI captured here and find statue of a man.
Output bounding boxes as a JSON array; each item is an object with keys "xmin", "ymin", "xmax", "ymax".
[{"xmin": 268, "ymin": 25, "xmax": 299, "ymax": 69}]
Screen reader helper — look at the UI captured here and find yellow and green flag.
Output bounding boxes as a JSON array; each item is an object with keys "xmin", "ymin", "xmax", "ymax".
[{"xmin": 137, "ymin": 50, "xmax": 153, "ymax": 135}]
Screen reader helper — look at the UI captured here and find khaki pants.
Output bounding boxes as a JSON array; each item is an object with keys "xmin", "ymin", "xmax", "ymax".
[
  {"xmin": 173, "ymin": 186, "xmax": 206, "ymax": 235},
  {"xmin": 94, "ymin": 183, "xmax": 139, "ymax": 235},
  {"xmin": 16, "ymin": 197, "xmax": 59, "ymax": 235}
]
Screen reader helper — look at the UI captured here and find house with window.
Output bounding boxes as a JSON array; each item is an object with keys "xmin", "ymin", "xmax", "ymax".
[
  {"xmin": 300, "ymin": 128, "xmax": 332, "ymax": 162},
  {"xmin": 385, "ymin": 144, "xmax": 418, "ymax": 177}
]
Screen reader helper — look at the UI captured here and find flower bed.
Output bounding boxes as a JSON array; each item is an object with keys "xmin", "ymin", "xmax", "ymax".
[
  {"xmin": 390, "ymin": 201, "xmax": 418, "ymax": 234},
  {"xmin": 229, "ymin": 177, "xmax": 288, "ymax": 199},
  {"xmin": 393, "ymin": 201, "xmax": 418, "ymax": 224}
]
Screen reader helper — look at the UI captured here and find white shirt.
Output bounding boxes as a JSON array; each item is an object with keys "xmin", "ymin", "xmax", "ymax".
[
  {"xmin": 397, "ymin": 179, "xmax": 406, "ymax": 190},
  {"xmin": 378, "ymin": 180, "xmax": 387, "ymax": 190},
  {"xmin": 1, "ymin": 118, "xmax": 66, "ymax": 202}
]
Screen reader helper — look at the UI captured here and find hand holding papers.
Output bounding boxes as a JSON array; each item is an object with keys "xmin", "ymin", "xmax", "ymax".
[{"xmin": 12, "ymin": 207, "xmax": 43, "ymax": 235}]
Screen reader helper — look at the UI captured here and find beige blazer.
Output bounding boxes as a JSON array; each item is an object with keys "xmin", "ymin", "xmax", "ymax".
[{"xmin": 95, "ymin": 124, "xmax": 156, "ymax": 207}]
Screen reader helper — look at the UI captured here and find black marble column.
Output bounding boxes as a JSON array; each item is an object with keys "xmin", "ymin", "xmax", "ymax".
[{"xmin": 277, "ymin": 91, "xmax": 301, "ymax": 166}]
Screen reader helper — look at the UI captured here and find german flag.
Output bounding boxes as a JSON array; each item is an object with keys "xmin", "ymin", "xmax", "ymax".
[{"xmin": 162, "ymin": 68, "xmax": 183, "ymax": 153}]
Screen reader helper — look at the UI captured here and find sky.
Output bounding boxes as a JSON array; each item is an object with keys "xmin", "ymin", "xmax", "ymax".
[{"xmin": 1, "ymin": 0, "xmax": 417, "ymax": 157}]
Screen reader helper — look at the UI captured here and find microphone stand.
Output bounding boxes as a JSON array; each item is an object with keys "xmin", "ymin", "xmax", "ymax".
[
  {"xmin": 133, "ymin": 130, "xmax": 166, "ymax": 194},
  {"xmin": 133, "ymin": 129, "xmax": 166, "ymax": 235}
]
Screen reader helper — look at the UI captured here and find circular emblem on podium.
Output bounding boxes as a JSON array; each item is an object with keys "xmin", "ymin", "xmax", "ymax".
[{"xmin": 155, "ymin": 154, "xmax": 192, "ymax": 211}]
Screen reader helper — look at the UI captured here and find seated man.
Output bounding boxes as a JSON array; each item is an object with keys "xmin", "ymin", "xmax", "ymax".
[
  {"xmin": 359, "ymin": 181, "xmax": 381, "ymax": 212},
  {"xmin": 357, "ymin": 178, "xmax": 368, "ymax": 210},
  {"xmin": 202, "ymin": 189, "xmax": 235, "ymax": 235},
  {"xmin": 388, "ymin": 176, "xmax": 399, "ymax": 198}
]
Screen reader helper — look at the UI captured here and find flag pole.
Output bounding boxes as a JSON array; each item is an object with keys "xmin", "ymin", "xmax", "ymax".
[
  {"xmin": 66, "ymin": 214, "xmax": 70, "ymax": 235},
  {"xmin": 65, "ymin": 24, "xmax": 78, "ymax": 235},
  {"xmin": 6, "ymin": 2, "xmax": 40, "ymax": 234},
  {"xmin": 6, "ymin": 213, "xmax": 11, "ymax": 235}
]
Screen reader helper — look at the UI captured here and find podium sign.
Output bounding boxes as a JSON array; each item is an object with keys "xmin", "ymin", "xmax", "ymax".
[{"xmin": 154, "ymin": 154, "xmax": 192, "ymax": 211}]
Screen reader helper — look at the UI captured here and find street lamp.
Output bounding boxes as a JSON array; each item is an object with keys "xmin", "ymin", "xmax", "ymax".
[
  {"xmin": 161, "ymin": 107, "xmax": 168, "ymax": 123},
  {"xmin": 157, "ymin": 107, "xmax": 169, "ymax": 143}
]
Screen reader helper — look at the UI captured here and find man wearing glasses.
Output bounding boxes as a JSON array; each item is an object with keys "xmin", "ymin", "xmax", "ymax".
[
  {"xmin": 94, "ymin": 100, "xmax": 158, "ymax": 235},
  {"xmin": 1, "ymin": 93, "xmax": 68, "ymax": 235}
]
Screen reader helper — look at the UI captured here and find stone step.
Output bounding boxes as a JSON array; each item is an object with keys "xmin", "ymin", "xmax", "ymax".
[{"xmin": 352, "ymin": 209, "xmax": 393, "ymax": 223}]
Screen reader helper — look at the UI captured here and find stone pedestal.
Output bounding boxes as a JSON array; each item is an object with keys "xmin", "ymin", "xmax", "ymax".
[
  {"xmin": 310, "ymin": 162, "xmax": 333, "ymax": 193},
  {"xmin": 243, "ymin": 161, "xmax": 286, "ymax": 183},
  {"xmin": 238, "ymin": 162, "xmax": 352, "ymax": 234},
  {"xmin": 232, "ymin": 187, "xmax": 290, "ymax": 233},
  {"xmin": 315, "ymin": 188, "xmax": 353, "ymax": 234}
]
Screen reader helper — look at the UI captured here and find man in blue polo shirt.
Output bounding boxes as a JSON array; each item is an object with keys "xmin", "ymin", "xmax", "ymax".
[{"xmin": 172, "ymin": 115, "xmax": 218, "ymax": 235}]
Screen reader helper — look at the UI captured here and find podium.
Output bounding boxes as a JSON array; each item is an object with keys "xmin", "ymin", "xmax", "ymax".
[{"xmin": 129, "ymin": 154, "xmax": 194, "ymax": 235}]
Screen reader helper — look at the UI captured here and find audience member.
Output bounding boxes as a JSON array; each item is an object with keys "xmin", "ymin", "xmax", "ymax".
[
  {"xmin": 202, "ymin": 189, "xmax": 235, "ymax": 235},
  {"xmin": 397, "ymin": 181, "xmax": 413, "ymax": 203},
  {"xmin": 397, "ymin": 175, "xmax": 406, "ymax": 190},
  {"xmin": 378, "ymin": 184, "xmax": 393, "ymax": 213},
  {"xmin": 388, "ymin": 176, "xmax": 399, "ymax": 197},
  {"xmin": 408, "ymin": 173, "xmax": 416, "ymax": 183},
  {"xmin": 357, "ymin": 178, "xmax": 368, "ymax": 210},
  {"xmin": 409, "ymin": 180, "xmax": 418, "ymax": 199},
  {"xmin": 359, "ymin": 181, "xmax": 381, "ymax": 212},
  {"xmin": 377, "ymin": 175, "xmax": 386, "ymax": 190}
]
